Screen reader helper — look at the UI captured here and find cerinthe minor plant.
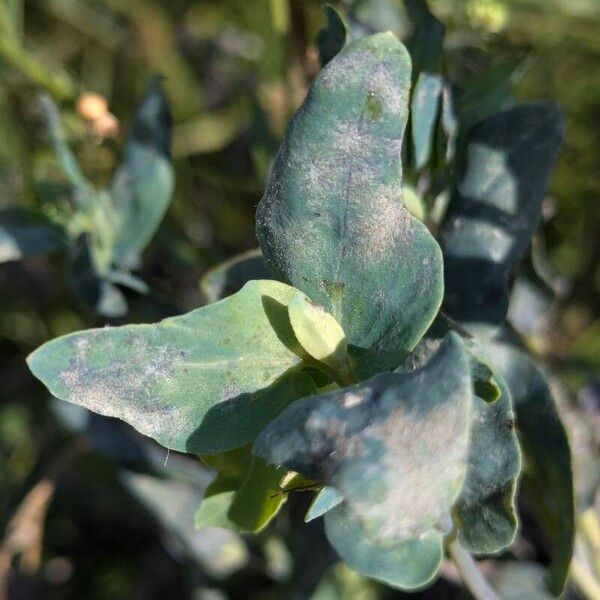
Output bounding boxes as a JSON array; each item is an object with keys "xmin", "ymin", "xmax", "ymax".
[{"xmin": 26, "ymin": 11, "xmax": 574, "ymax": 598}]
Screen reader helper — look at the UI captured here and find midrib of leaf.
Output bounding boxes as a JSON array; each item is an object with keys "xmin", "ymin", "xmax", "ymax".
[
  {"xmin": 331, "ymin": 98, "xmax": 369, "ymax": 321},
  {"xmin": 178, "ymin": 356, "xmax": 302, "ymax": 370}
]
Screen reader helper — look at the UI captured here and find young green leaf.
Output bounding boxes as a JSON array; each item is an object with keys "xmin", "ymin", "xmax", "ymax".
[
  {"xmin": 402, "ymin": 184, "xmax": 426, "ymax": 220},
  {"xmin": 287, "ymin": 291, "xmax": 349, "ymax": 377},
  {"xmin": 109, "ymin": 76, "xmax": 173, "ymax": 269},
  {"xmin": 196, "ymin": 447, "xmax": 251, "ymax": 529},
  {"xmin": 196, "ymin": 447, "xmax": 287, "ymax": 533},
  {"xmin": 440, "ymin": 103, "xmax": 563, "ymax": 335},
  {"xmin": 27, "ymin": 280, "xmax": 316, "ymax": 454},
  {"xmin": 468, "ymin": 352, "xmax": 501, "ymax": 403},
  {"xmin": 489, "ymin": 342, "xmax": 574, "ymax": 595},
  {"xmin": 255, "ymin": 333, "xmax": 473, "ymax": 589},
  {"xmin": 316, "ymin": 5, "xmax": 349, "ymax": 67},
  {"xmin": 256, "ymin": 33, "xmax": 443, "ymax": 377},
  {"xmin": 194, "ymin": 483, "xmax": 238, "ymax": 530},
  {"xmin": 0, "ymin": 207, "xmax": 66, "ymax": 263},
  {"xmin": 228, "ymin": 456, "xmax": 288, "ymax": 532},
  {"xmin": 199, "ymin": 248, "xmax": 270, "ymax": 304}
]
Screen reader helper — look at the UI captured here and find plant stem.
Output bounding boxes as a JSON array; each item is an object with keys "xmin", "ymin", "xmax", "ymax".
[
  {"xmin": 571, "ymin": 557, "xmax": 600, "ymax": 600},
  {"xmin": 579, "ymin": 508, "xmax": 600, "ymax": 578},
  {"xmin": 447, "ymin": 538, "xmax": 500, "ymax": 600}
]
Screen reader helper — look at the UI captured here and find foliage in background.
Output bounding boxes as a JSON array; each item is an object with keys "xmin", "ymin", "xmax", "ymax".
[{"xmin": 0, "ymin": 0, "xmax": 599, "ymax": 599}]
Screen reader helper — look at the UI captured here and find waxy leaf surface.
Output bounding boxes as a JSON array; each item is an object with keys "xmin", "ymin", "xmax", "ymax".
[
  {"xmin": 305, "ymin": 486, "xmax": 344, "ymax": 523},
  {"xmin": 397, "ymin": 323, "xmax": 521, "ymax": 553},
  {"xmin": 454, "ymin": 369, "xmax": 520, "ymax": 553},
  {"xmin": 255, "ymin": 333, "xmax": 472, "ymax": 589},
  {"xmin": 323, "ymin": 504, "xmax": 443, "ymax": 590},
  {"xmin": 110, "ymin": 77, "xmax": 174, "ymax": 269},
  {"xmin": 256, "ymin": 33, "xmax": 443, "ymax": 377},
  {"xmin": 28, "ymin": 280, "xmax": 315, "ymax": 454},
  {"xmin": 440, "ymin": 103, "xmax": 562, "ymax": 334}
]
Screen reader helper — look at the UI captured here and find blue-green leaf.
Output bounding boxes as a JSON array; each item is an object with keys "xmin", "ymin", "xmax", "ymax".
[
  {"xmin": 397, "ymin": 322, "xmax": 521, "ymax": 554},
  {"xmin": 40, "ymin": 94, "xmax": 95, "ymax": 209},
  {"xmin": 458, "ymin": 62, "xmax": 520, "ymax": 128},
  {"xmin": 255, "ymin": 334, "xmax": 472, "ymax": 589},
  {"xmin": 324, "ymin": 504, "xmax": 443, "ymax": 590},
  {"xmin": 27, "ymin": 280, "xmax": 316, "ymax": 454},
  {"xmin": 453, "ymin": 368, "xmax": 521, "ymax": 553},
  {"xmin": 109, "ymin": 77, "xmax": 174, "ymax": 269},
  {"xmin": 255, "ymin": 333, "xmax": 472, "ymax": 538},
  {"xmin": 305, "ymin": 487, "xmax": 344, "ymax": 523},
  {"xmin": 411, "ymin": 72, "xmax": 442, "ymax": 170},
  {"xmin": 0, "ymin": 207, "xmax": 66, "ymax": 263},
  {"xmin": 440, "ymin": 103, "xmax": 563, "ymax": 335},
  {"xmin": 199, "ymin": 248, "xmax": 270, "ymax": 304},
  {"xmin": 256, "ymin": 33, "xmax": 443, "ymax": 377},
  {"xmin": 489, "ymin": 342, "xmax": 574, "ymax": 595}
]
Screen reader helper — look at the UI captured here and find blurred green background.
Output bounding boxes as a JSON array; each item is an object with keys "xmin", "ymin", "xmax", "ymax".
[{"xmin": 0, "ymin": 0, "xmax": 598, "ymax": 598}]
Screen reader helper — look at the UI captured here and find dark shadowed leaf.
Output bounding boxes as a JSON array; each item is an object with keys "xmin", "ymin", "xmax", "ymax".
[
  {"xmin": 255, "ymin": 334, "xmax": 472, "ymax": 588},
  {"xmin": 316, "ymin": 5, "xmax": 348, "ymax": 67},
  {"xmin": 405, "ymin": 0, "xmax": 444, "ymax": 74},
  {"xmin": 489, "ymin": 342, "xmax": 574, "ymax": 595},
  {"xmin": 256, "ymin": 33, "xmax": 443, "ymax": 377},
  {"xmin": 396, "ymin": 317, "xmax": 500, "ymax": 403},
  {"xmin": 70, "ymin": 236, "xmax": 128, "ymax": 318},
  {"xmin": 396, "ymin": 323, "xmax": 521, "ymax": 553},
  {"xmin": 440, "ymin": 103, "xmax": 563, "ymax": 335},
  {"xmin": 110, "ymin": 76, "xmax": 174, "ymax": 269},
  {"xmin": 199, "ymin": 248, "xmax": 270, "ymax": 303},
  {"xmin": 457, "ymin": 62, "xmax": 520, "ymax": 129},
  {"xmin": 28, "ymin": 280, "xmax": 316, "ymax": 454},
  {"xmin": 453, "ymin": 368, "xmax": 521, "ymax": 553},
  {"xmin": 0, "ymin": 207, "xmax": 66, "ymax": 263}
]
